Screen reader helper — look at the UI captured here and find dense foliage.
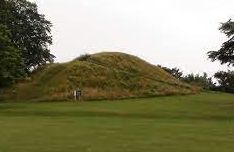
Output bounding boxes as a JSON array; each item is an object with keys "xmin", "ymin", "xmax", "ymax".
[
  {"xmin": 208, "ymin": 19, "xmax": 234, "ymax": 66},
  {"xmin": 75, "ymin": 53, "xmax": 91, "ymax": 61},
  {"xmin": 207, "ymin": 19, "xmax": 234, "ymax": 93},
  {"xmin": 181, "ymin": 73, "xmax": 215, "ymax": 90},
  {"xmin": 0, "ymin": 24, "xmax": 24, "ymax": 87},
  {"xmin": 159, "ymin": 65, "xmax": 215, "ymax": 90},
  {"xmin": 0, "ymin": 0, "xmax": 54, "ymax": 73},
  {"xmin": 0, "ymin": 0, "xmax": 53, "ymax": 87},
  {"xmin": 158, "ymin": 66, "xmax": 183, "ymax": 79},
  {"xmin": 213, "ymin": 71, "xmax": 234, "ymax": 93},
  {"xmin": 160, "ymin": 65, "xmax": 234, "ymax": 93}
]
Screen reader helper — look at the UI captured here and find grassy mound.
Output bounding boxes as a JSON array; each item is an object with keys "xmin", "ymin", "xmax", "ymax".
[{"xmin": 1, "ymin": 52, "xmax": 198, "ymax": 101}]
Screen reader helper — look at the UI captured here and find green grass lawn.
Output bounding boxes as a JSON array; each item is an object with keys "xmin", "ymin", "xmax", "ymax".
[{"xmin": 0, "ymin": 92, "xmax": 234, "ymax": 152}]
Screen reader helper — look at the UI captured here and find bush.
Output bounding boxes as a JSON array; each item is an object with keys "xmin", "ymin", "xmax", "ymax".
[
  {"xmin": 213, "ymin": 71, "xmax": 234, "ymax": 93},
  {"xmin": 75, "ymin": 54, "xmax": 91, "ymax": 61}
]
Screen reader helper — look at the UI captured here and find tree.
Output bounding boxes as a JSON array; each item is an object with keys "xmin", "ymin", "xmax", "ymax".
[
  {"xmin": 0, "ymin": 24, "xmax": 24, "ymax": 87},
  {"xmin": 0, "ymin": 0, "xmax": 54, "ymax": 73},
  {"xmin": 208, "ymin": 19, "xmax": 234, "ymax": 66},
  {"xmin": 214, "ymin": 71, "xmax": 234, "ymax": 93},
  {"xmin": 181, "ymin": 73, "xmax": 215, "ymax": 90},
  {"xmin": 158, "ymin": 65, "xmax": 183, "ymax": 79},
  {"xmin": 159, "ymin": 65, "xmax": 215, "ymax": 90},
  {"xmin": 207, "ymin": 19, "xmax": 234, "ymax": 93}
]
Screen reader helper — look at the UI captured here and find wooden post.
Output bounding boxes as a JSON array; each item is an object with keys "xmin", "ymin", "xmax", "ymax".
[
  {"xmin": 77, "ymin": 90, "xmax": 81, "ymax": 101},
  {"xmin": 74, "ymin": 90, "xmax": 77, "ymax": 101}
]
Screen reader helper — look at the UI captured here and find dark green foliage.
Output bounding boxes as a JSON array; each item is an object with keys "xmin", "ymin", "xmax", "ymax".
[
  {"xmin": 158, "ymin": 65, "xmax": 183, "ymax": 79},
  {"xmin": 159, "ymin": 65, "xmax": 215, "ymax": 90},
  {"xmin": 0, "ymin": 0, "xmax": 54, "ymax": 73},
  {"xmin": 208, "ymin": 19, "xmax": 234, "ymax": 66},
  {"xmin": 181, "ymin": 73, "xmax": 215, "ymax": 90},
  {"xmin": 75, "ymin": 53, "xmax": 91, "ymax": 61},
  {"xmin": 214, "ymin": 71, "xmax": 234, "ymax": 93},
  {"xmin": 0, "ymin": 24, "xmax": 24, "ymax": 87},
  {"xmin": 207, "ymin": 19, "xmax": 234, "ymax": 93}
]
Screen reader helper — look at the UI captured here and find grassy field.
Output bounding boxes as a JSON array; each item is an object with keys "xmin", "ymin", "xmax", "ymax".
[{"xmin": 0, "ymin": 92, "xmax": 234, "ymax": 152}]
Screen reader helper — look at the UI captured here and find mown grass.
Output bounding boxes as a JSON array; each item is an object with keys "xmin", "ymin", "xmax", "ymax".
[{"xmin": 0, "ymin": 92, "xmax": 234, "ymax": 152}]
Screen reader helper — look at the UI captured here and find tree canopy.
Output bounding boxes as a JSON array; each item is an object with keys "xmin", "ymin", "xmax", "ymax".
[
  {"xmin": 158, "ymin": 65, "xmax": 183, "ymax": 79},
  {"xmin": 214, "ymin": 71, "xmax": 234, "ymax": 93},
  {"xmin": 181, "ymin": 73, "xmax": 214, "ymax": 90},
  {"xmin": 0, "ymin": 0, "xmax": 54, "ymax": 73},
  {"xmin": 208, "ymin": 19, "xmax": 234, "ymax": 66},
  {"xmin": 0, "ymin": 24, "xmax": 24, "ymax": 87}
]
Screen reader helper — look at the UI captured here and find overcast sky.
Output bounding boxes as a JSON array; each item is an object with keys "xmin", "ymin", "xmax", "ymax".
[{"xmin": 32, "ymin": 0, "xmax": 234, "ymax": 75}]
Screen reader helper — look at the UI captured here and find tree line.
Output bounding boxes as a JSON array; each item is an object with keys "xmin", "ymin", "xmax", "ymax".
[
  {"xmin": 158, "ymin": 66, "xmax": 234, "ymax": 93},
  {"xmin": 159, "ymin": 19, "xmax": 234, "ymax": 93},
  {"xmin": 0, "ymin": 0, "xmax": 54, "ymax": 87}
]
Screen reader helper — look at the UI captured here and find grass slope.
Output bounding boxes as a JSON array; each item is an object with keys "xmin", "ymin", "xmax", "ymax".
[
  {"xmin": 1, "ymin": 52, "xmax": 197, "ymax": 101},
  {"xmin": 0, "ymin": 92, "xmax": 234, "ymax": 152}
]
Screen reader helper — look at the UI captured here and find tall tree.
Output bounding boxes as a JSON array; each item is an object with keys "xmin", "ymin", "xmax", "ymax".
[
  {"xmin": 0, "ymin": 24, "xmax": 24, "ymax": 87},
  {"xmin": 0, "ymin": 0, "xmax": 54, "ymax": 73},
  {"xmin": 208, "ymin": 19, "xmax": 234, "ymax": 66}
]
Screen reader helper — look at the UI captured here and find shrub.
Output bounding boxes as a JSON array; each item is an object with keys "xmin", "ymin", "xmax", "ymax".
[{"xmin": 75, "ymin": 54, "xmax": 91, "ymax": 61}]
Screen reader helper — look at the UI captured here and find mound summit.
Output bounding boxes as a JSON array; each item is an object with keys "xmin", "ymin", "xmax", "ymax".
[{"xmin": 2, "ymin": 52, "xmax": 198, "ymax": 101}]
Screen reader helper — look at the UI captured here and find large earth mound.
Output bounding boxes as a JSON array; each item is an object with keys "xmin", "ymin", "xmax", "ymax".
[{"xmin": 1, "ymin": 52, "xmax": 199, "ymax": 101}]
